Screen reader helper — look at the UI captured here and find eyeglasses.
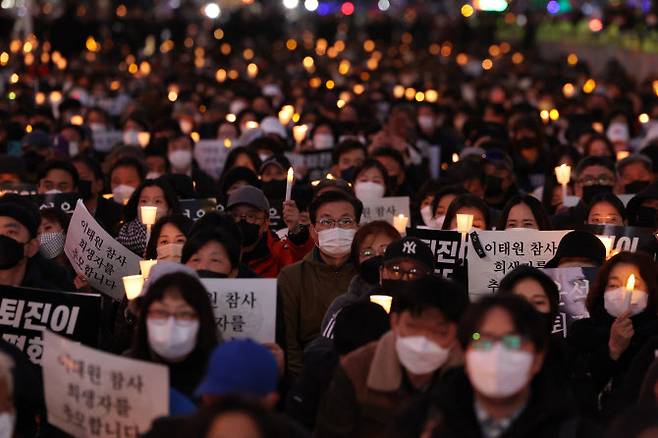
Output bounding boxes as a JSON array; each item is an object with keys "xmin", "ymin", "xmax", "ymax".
[
  {"xmin": 229, "ymin": 211, "xmax": 267, "ymax": 224},
  {"xmin": 577, "ymin": 175, "xmax": 615, "ymax": 187},
  {"xmin": 360, "ymin": 246, "xmax": 388, "ymax": 258},
  {"xmin": 383, "ymin": 264, "xmax": 429, "ymax": 280},
  {"xmin": 147, "ymin": 309, "xmax": 198, "ymax": 325},
  {"xmin": 317, "ymin": 217, "xmax": 356, "ymax": 228},
  {"xmin": 470, "ymin": 332, "xmax": 525, "ymax": 351}
]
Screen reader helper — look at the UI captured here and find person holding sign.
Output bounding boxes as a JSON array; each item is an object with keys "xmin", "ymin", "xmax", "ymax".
[{"xmin": 568, "ymin": 252, "xmax": 658, "ymax": 415}]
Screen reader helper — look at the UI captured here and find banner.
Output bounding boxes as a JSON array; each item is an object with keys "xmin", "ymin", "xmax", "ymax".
[
  {"xmin": 201, "ymin": 279, "xmax": 277, "ymax": 343},
  {"xmin": 542, "ymin": 267, "xmax": 598, "ymax": 339},
  {"xmin": 0, "ymin": 286, "xmax": 102, "ymax": 365},
  {"xmin": 286, "ymin": 151, "xmax": 333, "ymax": 181},
  {"xmin": 467, "ymin": 230, "xmax": 570, "ymax": 300},
  {"xmin": 194, "ymin": 139, "xmax": 232, "ymax": 180},
  {"xmin": 361, "ymin": 197, "xmax": 411, "ymax": 225},
  {"xmin": 179, "ymin": 198, "xmax": 224, "ymax": 221},
  {"xmin": 29, "ymin": 193, "xmax": 80, "ymax": 215},
  {"xmin": 43, "ymin": 331, "xmax": 168, "ymax": 438},
  {"xmin": 65, "ymin": 200, "xmax": 142, "ymax": 299},
  {"xmin": 578, "ymin": 224, "xmax": 656, "ymax": 255},
  {"xmin": 406, "ymin": 228, "xmax": 463, "ymax": 280}
]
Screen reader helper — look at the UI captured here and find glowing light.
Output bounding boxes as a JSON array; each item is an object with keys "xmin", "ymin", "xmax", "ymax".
[
  {"xmin": 35, "ymin": 92, "xmax": 45, "ymax": 105},
  {"xmin": 425, "ymin": 89, "xmax": 439, "ymax": 103},
  {"xmin": 546, "ymin": 0, "xmax": 560, "ymax": 14},
  {"xmin": 482, "ymin": 58, "xmax": 493, "ymax": 70},
  {"xmin": 589, "ymin": 18, "xmax": 603, "ymax": 32},
  {"xmin": 562, "ymin": 83, "xmax": 575, "ymax": 98},
  {"xmin": 9, "ymin": 73, "xmax": 18, "ymax": 84},
  {"xmin": 139, "ymin": 61, "xmax": 151, "ymax": 75},
  {"xmin": 203, "ymin": 2, "xmax": 221, "ymax": 18},
  {"xmin": 475, "ymin": 0, "xmax": 508, "ymax": 11},
  {"xmin": 456, "ymin": 53, "xmax": 468, "ymax": 65},
  {"xmin": 286, "ymin": 39, "xmax": 297, "ymax": 51},
  {"xmin": 639, "ymin": 113, "xmax": 650, "ymax": 124},
  {"xmin": 304, "ymin": 0, "xmax": 318, "ymax": 11},
  {"xmin": 226, "ymin": 113, "xmax": 237, "ymax": 123},
  {"xmin": 338, "ymin": 59, "xmax": 351, "ymax": 75},
  {"xmin": 378, "ymin": 0, "xmax": 390, "ymax": 11},
  {"xmin": 303, "ymin": 56, "xmax": 314, "ymax": 69},
  {"xmin": 583, "ymin": 79, "xmax": 596, "ymax": 94},
  {"xmin": 404, "ymin": 87, "xmax": 416, "ymax": 101},
  {"xmin": 247, "ymin": 63, "xmax": 258, "ymax": 78},
  {"xmin": 567, "ymin": 53, "xmax": 578, "ymax": 65},
  {"xmin": 214, "ymin": 29, "xmax": 224, "ymax": 40},
  {"xmin": 190, "ymin": 132, "xmax": 200, "ymax": 142},
  {"xmin": 549, "ymin": 109, "xmax": 560, "ymax": 121},
  {"xmin": 653, "ymin": 80, "xmax": 658, "ymax": 96},
  {"xmin": 168, "ymin": 90, "xmax": 178, "ymax": 102},
  {"xmin": 70, "ymin": 115, "xmax": 84, "ymax": 126},
  {"xmin": 540, "ymin": 110, "xmax": 550, "ymax": 122},
  {"xmin": 341, "ymin": 1, "xmax": 354, "ymax": 15},
  {"xmin": 325, "ymin": 80, "xmax": 335, "ymax": 89},
  {"xmin": 215, "ymin": 68, "xmax": 227, "ymax": 82},
  {"xmin": 282, "ymin": 0, "xmax": 299, "ymax": 9},
  {"xmin": 461, "ymin": 4, "xmax": 474, "ymax": 17},
  {"xmin": 0, "ymin": 52, "xmax": 8, "ymax": 65},
  {"xmin": 393, "ymin": 85, "xmax": 405, "ymax": 99},
  {"xmin": 512, "ymin": 52, "xmax": 524, "ymax": 64}
]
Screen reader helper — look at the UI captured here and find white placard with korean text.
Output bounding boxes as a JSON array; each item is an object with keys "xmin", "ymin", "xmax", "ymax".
[
  {"xmin": 201, "ymin": 279, "xmax": 277, "ymax": 343},
  {"xmin": 467, "ymin": 230, "xmax": 571, "ymax": 300},
  {"xmin": 360, "ymin": 197, "xmax": 411, "ymax": 225},
  {"xmin": 42, "ymin": 331, "xmax": 168, "ymax": 438},
  {"xmin": 194, "ymin": 140, "xmax": 231, "ymax": 180},
  {"xmin": 64, "ymin": 200, "xmax": 142, "ymax": 300}
]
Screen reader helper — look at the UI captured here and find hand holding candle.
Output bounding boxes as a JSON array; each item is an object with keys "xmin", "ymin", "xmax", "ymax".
[
  {"xmin": 625, "ymin": 274, "xmax": 636, "ymax": 310},
  {"xmin": 285, "ymin": 167, "xmax": 294, "ymax": 201}
]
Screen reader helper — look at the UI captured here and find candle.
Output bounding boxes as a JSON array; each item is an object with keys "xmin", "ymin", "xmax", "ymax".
[
  {"xmin": 554, "ymin": 164, "xmax": 571, "ymax": 206},
  {"xmin": 370, "ymin": 295, "xmax": 393, "ymax": 314},
  {"xmin": 292, "ymin": 124, "xmax": 308, "ymax": 144},
  {"xmin": 625, "ymin": 274, "xmax": 636, "ymax": 310},
  {"xmin": 597, "ymin": 236, "xmax": 614, "ymax": 259},
  {"xmin": 616, "ymin": 150, "xmax": 630, "ymax": 161},
  {"xmin": 285, "ymin": 167, "xmax": 294, "ymax": 201},
  {"xmin": 456, "ymin": 213, "xmax": 474, "ymax": 235},
  {"xmin": 393, "ymin": 214, "xmax": 408, "ymax": 235},
  {"xmin": 140, "ymin": 206, "xmax": 158, "ymax": 226},
  {"xmin": 122, "ymin": 274, "xmax": 144, "ymax": 300},
  {"xmin": 140, "ymin": 259, "xmax": 157, "ymax": 279},
  {"xmin": 138, "ymin": 132, "xmax": 151, "ymax": 148},
  {"xmin": 245, "ymin": 121, "xmax": 259, "ymax": 130},
  {"xmin": 278, "ymin": 105, "xmax": 294, "ymax": 125}
]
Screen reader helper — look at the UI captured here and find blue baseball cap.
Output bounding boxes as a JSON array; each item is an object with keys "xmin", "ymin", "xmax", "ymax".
[{"xmin": 194, "ymin": 339, "xmax": 278, "ymax": 398}]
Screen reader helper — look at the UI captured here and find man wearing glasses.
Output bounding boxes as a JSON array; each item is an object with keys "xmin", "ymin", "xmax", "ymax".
[
  {"xmin": 279, "ymin": 190, "xmax": 363, "ymax": 376},
  {"xmin": 227, "ymin": 186, "xmax": 314, "ymax": 278}
]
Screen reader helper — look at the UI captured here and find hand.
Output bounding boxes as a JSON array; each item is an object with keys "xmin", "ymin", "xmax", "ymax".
[
  {"xmin": 262, "ymin": 342, "xmax": 285, "ymax": 378},
  {"xmin": 283, "ymin": 200, "xmax": 301, "ymax": 231},
  {"xmin": 609, "ymin": 310, "xmax": 634, "ymax": 360},
  {"xmin": 73, "ymin": 274, "xmax": 91, "ymax": 292}
]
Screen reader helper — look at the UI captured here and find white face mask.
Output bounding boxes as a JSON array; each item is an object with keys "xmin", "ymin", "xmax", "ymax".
[
  {"xmin": 39, "ymin": 231, "xmax": 65, "ymax": 259},
  {"xmin": 112, "ymin": 184, "xmax": 135, "ymax": 205},
  {"xmin": 146, "ymin": 172, "xmax": 162, "ymax": 180},
  {"xmin": 68, "ymin": 141, "xmax": 79, "ymax": 156},
  {"xmin": 157, "ymin": 243, "xmax": 184, "ymax": 262},
  {"xmin": 354, "ymin": 181, "xmax": 386, "ymax": 201},
  {"xmin": 432, "ymin": 215, "xmax": 446, "ymax": 229},
  {"xmin": 169, "ymin": 150, "xmax": 193, "ymax": 170},
  {"xmin": 420, "ymin": 205, "xmax": 433, "ymax": 227},
  {"xmin": 418, "ymin": 115, "xmax": 435, "ymax": 131},
  {"xmin": 318, "ymin": 228, "xmax": 356, "ymax": 257},
  {"xmin": 123, "ymin": 129, "xmax": 140, "ymax": 146},
  {"xmin": 147, "ymin": 317, "xmax": 199, "ymax": 361},
  {"xmin": 466, "ymin": 344, "xmax": 534, "ymax": 398},
  {"xmin": 313, "ymin": 133, "xmax": 335, "ymax": 150},
  {"xmin": 44, "ymin": 189, "xmax": 63, "ymax": 195},
  {"xmin": 604, "ymin": 287, "xmax": 648, "ymax": 317},
  {"xmin": 396, "ymin": 335, "xmax": 450, "ymax": 375},
  {"xmin": 0, "ymin": 412, "xmax": 15, "ymax": 438},
  {"xmin": 138, "ymin": 204, "xmax": 167, "ymax": 223}
]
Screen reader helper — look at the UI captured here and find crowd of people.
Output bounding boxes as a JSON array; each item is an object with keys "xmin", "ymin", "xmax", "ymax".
[{"xmin": 1, "ymin": 2, "xmax": 658, "ymax": 437}]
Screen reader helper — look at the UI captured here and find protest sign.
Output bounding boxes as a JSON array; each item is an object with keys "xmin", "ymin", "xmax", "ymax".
[
  {"xmin": 361, "ymin": 197, "xmax": 411, "ymax": 225},
  {"xmin": 564, "ymin": 194, "xmax": 634, "ymax": 208},
  {"xmin": 406, "ymin": 228, "xmax": 463, "ymax": 280},
  {"xmin": 29, "ymin": 193, "xmax": 80, "ymax": 215},
  {"xmin": 201, "ymin": 279, "xmax": 277, "ymax": 343},
  {"xmin": 467, "ymin": 230, "xmax": 570, "ymax": 300},
  {"xmin": 0, "ymin": 182, "xmax": 37, "ymax": 196},
  {"xmin": 193, "ymin": 139, "xmax": 232, "ymax": 180},
  {"xmin": 91, "ymin": 130, "xmax": 123, "ymax": 153},
  {"xmin": 267, "ymin": 198, "xmax": 285, "ymax": 231},
  {"xmin": 542, "ymin": 267, "xmax": 598, "ymax": 339},
  {"xmin": 286, "ymin": 150, "xmax": 333, "ymax": 181},
  {"xmin": 0, "ymin": 286, "xmax": 102, "ymax": 365},
  {"xmin": 43, "ymin": 331, "xmax": 168, "ymax": 438},
  {"xmin": 578, "ymin": 224, "xmax": 656, "ymax": 254},
  {"xmin": 65, "ymin": 200, "xmax": 142, "ymax": 299},
  {"xmin": 179, "ymin": 198, "xmax": 224, "ymax": 221}
]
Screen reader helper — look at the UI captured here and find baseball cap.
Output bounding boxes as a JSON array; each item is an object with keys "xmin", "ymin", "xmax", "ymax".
[
  {"xmin": 259, "ymin": 154, "xmax": 291, "ymax": 174},
  {"xmin": 227, "ymin": 185, "xmax": 270, "ymax": 212},
  {"xmin": 544, "ymin": 230, "xmax": 606, "ymax": 268},
  {"xmin": 0, "ymin": 194, "xmax": 40, "ymax": 238},
  {"xmin": 22, "ymin": 130, "xmax": 52, "ymax": 150},
  {"xmin": 383, "ymin": 237, "xmax": 434, "ymax": 271},
  {"xmin": 194, "ymin": 339, "xmax": 278, "ymax": 398}
]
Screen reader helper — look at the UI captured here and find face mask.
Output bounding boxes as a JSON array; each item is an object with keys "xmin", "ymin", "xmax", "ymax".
[
  {"xmin": 466, "ymin": 343, "xmax": 534, "ymax": 398},
  {"xmin": 123, "ymin": 130, "xmax": 139, "ymax": 146},
  {"xmin": 582, "ymin": 184, "xmax": 613, "ymax": 204},
  {"xmin": 0, "ymin": 412, "xmax": 15, "ymax": 438},
  {"xmin": 360, "ymin": 255, "xmax": 382, "ymax": 285},
  {"xmin": 239, "ymin": 220, "xmax": 262, "ymax": 247},
  {"xmin": 624, "ymin": 180, "xmax": 650, "ymax": 194},
  {"xmin": 318, "ymin": 228, "xmax": 355, "ymax": 257},
  {"xmin": 604, "ymin": 287, "xmax": 648, "ymax": 317},
  {"xmin": 340, "ymin": 166, "xmax": 356, "ymax": 181},
  {"xmin": 157, "ymin": 243, "xmax": 184, "ymax": 262},
  {"xmin": 89, "ymin": 123, "xmax": 106, "ymax": 132},
  {"xmin": 68, "ymin": 141, "xmax": 79, "ymax": 156},
  {"xmin": 396, "ymin": 335, "xmax": 450, "ymax": 375},
  {"xmin": 138, "ymin": 204, "xmax": 167, "ymax": 223},
  {"xmin": 44, "ymin": 189, "xmax": 63, "ymax": 195},
  {"xmin": 169, "ymin": 150, "xmax": 193, "ymax": 170},
  {"xmin": 313, "ymin": 134, "xmax": 335, "ymax": 150},
  {"xmin": 0, "ymin": 235, "xmax": 25, "ymax": 270},
  {"xmin": 484, "ymin": 175, "xmax": 503, "ymax": 198},
  {"xmin": 112, "ymin": 184, "xmax": 135, "ymax": 205},
  {"xmin": 432, "ymin": 215, "xmax": 446, "ymax": 230},
  {"xmin": 418, "ymin": 115, "xmax": 435, "ymax": 131},
  {"xmin": 258, "ymin": 153, "xmax": 271, "ymax": 162},
  {"xmin": 147, "ymin": 317, "xmax": 199, "ymax": 361},
  {"xmin": 420, "ymin": 205, "xmax": 434, "ymax": 227},
  {"xmin": 146, "ymin": 172, "xmax": 162, "ymax": 180},
  {"xmin": 261, "ymin": 180, "xmax": 287, "ymax": 199},
  {"xmin": 39, "ymin": 231, "xmax": 65, "ymax": 259},
  {"xmin": 354, "ymin": 182, "xmax": 386, "ymax": 201}
]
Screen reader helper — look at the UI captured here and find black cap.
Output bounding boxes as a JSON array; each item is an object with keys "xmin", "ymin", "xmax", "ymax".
[
  {"xmin": 21, "ymin": 130, "xmax": 52, "ymax": 150},
  {"xmin": 544, "ymin": 230, "xmax": 606, "ymax": 268},
  {"xmin": 0, "ymin": 194, "xmax": 40, "ymax": 238},
  {"xmin": 383, "ymin": 237, "xmax": 434, "ymax": 271},
  {"xmin": 259, "ymin": 154, "xmax": 291, "ymax": 174}
]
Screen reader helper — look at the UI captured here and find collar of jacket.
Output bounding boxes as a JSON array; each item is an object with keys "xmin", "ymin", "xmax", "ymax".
[
  {"xmin": 365, "ymin": 331, "xmax": 463, "ymax": 393},
  {"xmin": 305, "ymin": 247, "xmax": 353, "ymax": 271}
]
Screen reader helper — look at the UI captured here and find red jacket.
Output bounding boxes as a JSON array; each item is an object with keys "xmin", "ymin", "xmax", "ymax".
[{"xmin": 246, "ymin": 230, "xmax": 314, "ymax": 278}]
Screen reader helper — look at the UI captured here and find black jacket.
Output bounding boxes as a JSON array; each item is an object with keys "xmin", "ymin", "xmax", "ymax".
[
  {"xmin": 21, "ymin": 254, "xmax": 75, "ymax": 291},
  {"xmin": 551, "ymin": 202, "xmax": 588, "ymax": 230},
  {"xmin": 94, "ymin": 196, "xmax": 123, "ymax": 235}
]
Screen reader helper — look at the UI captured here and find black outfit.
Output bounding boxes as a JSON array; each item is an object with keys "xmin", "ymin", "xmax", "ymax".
[
  {"xmin": 550, "ymin": 201, "xmax": 589, "ymax": 230},
  {"xmin": 428, "ymin": 368, "xmax": 599, "ymax": 438},
  {"xmin": 191, "ymin": 164, "xmax": 219, "ymax": 198},
  {"xmin": 93, "ymin": 196, "xmax": 123, "ymax": 235},
  {"xmin": 568, "ymin": 307, "xmax": 658, "ymax": 416},
  {"xmin": 21, "ymin": 254, "xmax": 75, "ymax": 291}
]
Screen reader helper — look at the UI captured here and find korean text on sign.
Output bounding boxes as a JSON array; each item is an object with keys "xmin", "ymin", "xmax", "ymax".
[
  {"xmin": 360, "ymin": 197, "xmax": 411, "ymax": 225},
  {"xmin": 201, "ymin": 279, "xmax": 277, "ymax": 343},
  {"xmin": 406, "ymin": 228, "xmax": 462, "ymax": 279},
  {"xmin": 43, "ymin": 331, "xmax": 168, "ymax": 438},
  {"xmin": 65, "ymin": 200, "xmax": 142, "ymax": 299}
]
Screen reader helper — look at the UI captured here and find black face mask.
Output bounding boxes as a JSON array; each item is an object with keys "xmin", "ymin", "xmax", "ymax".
[
  {"xmin": 340, "ymin": 166, "xmax": 356, "ymax": 181},
  {"xmin": 197, "ymin": 270, "xmax": 230, "ymax": 279},
  {"xmin": 261, "ymin": 180, "xmax": 287, "ymax": 199},
  {"xmin": 360, "ymin": 256, "xmax": 383, "ymax": 285},
  {"xmin": 624, "ymin": 180, "xmax": 650, "ymax": 194},
  {"xmin": 386, "ymin": 176, "xmax": 398, "ymax": 190},
  {"xmin": 0, "ymin": 235, "xmax": 25, "ymax": 270},
  {"xmin": 238, "ymin": 220, "xmax": 261, "ymax": 247},
  {"xmin": 484, "ymin": 175, "xmax": 503, "ymax": 198},
  {"xmin": 77, "ymin": 180, "xmax": 93, "ymax": 200},
  {"xmin": 22, "ymin": 150, "xmax": 45, "ymax": 174},
  {"xmin": 635, "ymin": 206, "xmax": 658, "ymax": 228},
  {"xmin": 582, "ymin": 185, "xmax": 613, "ymax": 204},
  {"xmin": 515, "ymin": 138, "xmax": 537, "ymax": 150}
]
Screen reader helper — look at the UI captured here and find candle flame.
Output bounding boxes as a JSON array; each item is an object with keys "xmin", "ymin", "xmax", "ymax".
[{"xmin": 626, "ymin": 274, "xmax": 636, "ymax": 292}]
